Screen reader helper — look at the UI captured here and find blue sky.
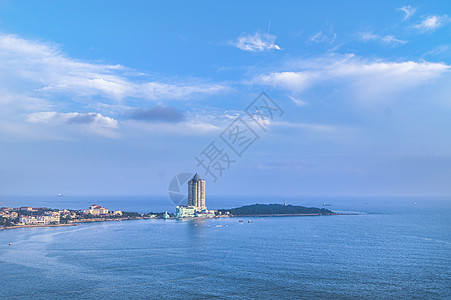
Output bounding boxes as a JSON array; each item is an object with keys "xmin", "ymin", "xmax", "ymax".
[{"xmin": 0, "ymin": 0, "xmax": 450, "ymax": 197}]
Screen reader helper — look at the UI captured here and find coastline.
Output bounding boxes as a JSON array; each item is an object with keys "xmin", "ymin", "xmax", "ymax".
[
  {"xmin": 72, "ymin": 217, "xmax": 146, "ymax": 223},
  {"xmin": 0, "ymin": 223, "xmax": 78, "ymax": 231},
  {"xmin": 0, "ymin": 217, "xmax": 148, "ymax": 231},
  {"xmin": 1, "ymin": 207, "xmax": 351, "ymax": 231}
]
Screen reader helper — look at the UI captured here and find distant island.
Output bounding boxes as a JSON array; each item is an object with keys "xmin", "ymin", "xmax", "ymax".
[{"xmin": 218, "ymin": 204, "xmax": 335, "ymax": 217}]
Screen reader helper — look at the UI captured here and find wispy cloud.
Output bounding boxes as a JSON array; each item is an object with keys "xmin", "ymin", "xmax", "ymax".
[
  {"xmin": 308, "ymin": 30, "xmax": 336, "ymax": 44},
  {"xmin": 414, "ymin": 15, "xmax": 448, "ymax": 32},
  {"xmin": 422, "ymin": 45, "xmax": 451, "ymax": 59},
  {"xmin": 287, "ymin": 95, "xmax": 308, "ymax": 107},
  {"xmin": 234, "ymin": 32, "xmax": 281, "ymax": 52},
  {"xmin": 380, "ymin": 35, "xmax": 407, "ymax": 46},
  {"xmin": 397, "ymin": 5, "xmax": 416, "ymax": 21},
  {"xmin": 359, "ymin": 32, "xmax": 407, "ymax": 46}
]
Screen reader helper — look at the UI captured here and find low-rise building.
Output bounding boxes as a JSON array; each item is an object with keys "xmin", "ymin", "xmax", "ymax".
[
  {"xmin": 19, "ymin": 214, "xmax": 60, "ymax": 225},
  {"xmin": 0, "ymin": 211, "xmax": 18, "ymax": 219},
  {"xmin": 32, "ymin": 207, "xmax": 48, "ymax": 211},
  {"xmin": 195, "ymin": 210, "xmax": 216, "ymax": 218},
  {"xmin": 175, "ymin": 206, "xmax": 196, "ymax": 218},
  {"xmin": 83, "ymin": 204, "xmax": 109, "ymax": 216}
]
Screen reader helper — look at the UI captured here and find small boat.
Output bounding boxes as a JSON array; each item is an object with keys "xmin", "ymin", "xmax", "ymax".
[
  {"xmin": 216, "ymin": 225, "xmax": 222, "ymax": 228},
  {"xmin": 248, "ymin": 220, "xmax": 252, "ymax": 223},
  {"xmin": 8, "ymin": 243, "xmax": 12, "ymax": 246},
  {"xmin": 239, "ymin": 220, "xmax": 243, "ymax": 222},
  {"xmin": 323, "ymin": 203, "xmax": 332, "ymax": 206}
]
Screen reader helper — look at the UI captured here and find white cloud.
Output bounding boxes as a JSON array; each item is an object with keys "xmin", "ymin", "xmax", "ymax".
[
  {"xmin": 397, "ymin": 5, "xmax": 416, "ymax": 21},
  {"xmin": 234, "ymin": 32, "xmax": 281, "ymax": 52},
  {"xmin": 27, "ymin": 112, "xmax": 118, "ymax": 128},
  {"xmin": 0, "ymin": 33, "xmax": 227, "ymax": 102},
  {"xmin": 255, "ymin": 54, "xmax": 450, "ymax": 105},
  {"xmin": 360, "ymin": 32, "xmax": 407, "ymax": 46},
  {"xmin": 414, "ymin": 15, "xmax": 448, "ymax": 32},
  {"xmin": 0, "ymin": 33, "xmax": 228, "ymax": 139},
  {"xmin": 258, "ymin": 71, "xmax": 313, "ymax": 93},
  {"xmin": 27, "ymin": 112, "xmax": 119, "ymax": 138}
]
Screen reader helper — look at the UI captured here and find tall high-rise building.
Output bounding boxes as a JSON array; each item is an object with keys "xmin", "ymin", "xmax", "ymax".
[{"xmin": 188, "ymin": 173, "xmax": 206, "ymax": 210}]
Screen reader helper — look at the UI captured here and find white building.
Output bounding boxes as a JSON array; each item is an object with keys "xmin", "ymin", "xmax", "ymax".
[
  {"xmin": 175, "ymin": 206, "xmax": 196, "ymax": 218},
  {"xmin": 174, "ymin": 174, "xmax": 216, "ymax": 218},
  {"xmin": 83, "ymin": 204, "xmax": 109, "ymax": 216},
  {"xmin": 188, "ymin": 173, "xmax": 206, "ymax": 211}
]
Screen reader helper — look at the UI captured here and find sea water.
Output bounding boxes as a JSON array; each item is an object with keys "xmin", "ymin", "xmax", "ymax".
[{"xmin": 0, "ymin": 197, "xmax": 450, "ymax": 299}]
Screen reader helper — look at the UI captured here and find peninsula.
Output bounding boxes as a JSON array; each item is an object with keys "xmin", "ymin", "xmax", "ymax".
[{"xmin": 218, "ymin": 204, "xmax": 335, "ymax": 217}]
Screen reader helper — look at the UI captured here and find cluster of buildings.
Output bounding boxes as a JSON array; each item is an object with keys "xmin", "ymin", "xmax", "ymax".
[
  {"xmin": 0, "ymin": 204, "xmax": 124, "ymax": 226},
  {"xmin": 0, "ymin": 208, "xmax": 18, "ymax": 220},
  {"xmin": 174, "ymin": 173, "xmax": 217, "ymax": 219},
  {"xmin": 1, "ymin": 207, "xmax": 60, "ymax": 225},
  {"xmin": 1, "ymin": 173, "xmax": 219, "ymax": 226},
  {"xmin": 19, "ymin": 212, "xmax": 61, "ymax": 225}
]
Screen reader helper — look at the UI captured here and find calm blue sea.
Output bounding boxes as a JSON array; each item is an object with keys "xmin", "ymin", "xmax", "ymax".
[{"xmin": 0, "ymin": 196, "xmax": 450, "ymax": 299}]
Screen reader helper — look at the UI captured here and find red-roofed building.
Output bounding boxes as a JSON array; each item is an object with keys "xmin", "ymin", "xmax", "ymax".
[{"xmin": 83, "ymin": 204, "xmax": 108, "ymax": 216}]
